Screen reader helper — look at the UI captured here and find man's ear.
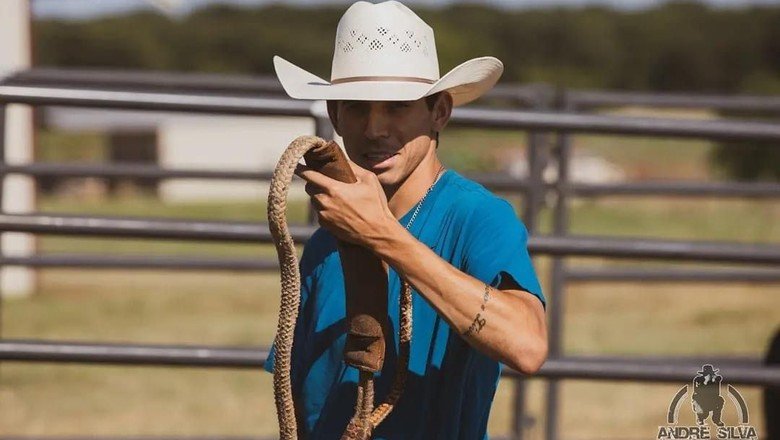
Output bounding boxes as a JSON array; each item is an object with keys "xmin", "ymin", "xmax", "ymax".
[
  {"xmin": 432, "ymin": 91, "xmax": 453, "ymax": 133},
  {"xmin": 326, "ymin": 100, "xmax": 341, "ymax": 136}
]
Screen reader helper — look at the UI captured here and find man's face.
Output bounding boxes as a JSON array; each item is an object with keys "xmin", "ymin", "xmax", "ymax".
[{"xmin": 328, "ymin": 96, "xmax": 444, "ymax": 188}]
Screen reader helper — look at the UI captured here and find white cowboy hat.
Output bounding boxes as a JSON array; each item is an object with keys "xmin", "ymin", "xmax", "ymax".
[{"xmin": 273, "ymin": 0, "xmax": 503, "ymax": 107}]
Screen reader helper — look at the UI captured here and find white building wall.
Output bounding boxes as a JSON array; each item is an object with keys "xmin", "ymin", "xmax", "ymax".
[
  {"xmin": 0, "ymin": 0, "xmax": 36, "ymax": 298},
  {"xmin": 159, "ymin": 115, "xmax": 316, "ymax": 202}
]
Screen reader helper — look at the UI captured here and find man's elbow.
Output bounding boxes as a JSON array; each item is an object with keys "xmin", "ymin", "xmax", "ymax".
[{"xmin": 509, "ymin": 333, "xmax": 548, "ymax": 375}]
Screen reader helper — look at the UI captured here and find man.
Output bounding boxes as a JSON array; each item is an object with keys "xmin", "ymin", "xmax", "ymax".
[{"xmin": 265, "ymin": 2, "xmax": 547, "ymax": 438}]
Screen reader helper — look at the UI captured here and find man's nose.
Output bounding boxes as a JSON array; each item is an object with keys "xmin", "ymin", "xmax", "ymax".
[{"xmin": 363, "ymin": 104, "xmax": 390, "ymax": 140}]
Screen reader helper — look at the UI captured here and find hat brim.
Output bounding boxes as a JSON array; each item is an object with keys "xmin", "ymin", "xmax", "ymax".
[{"xmin": 274, "ymin": 55, "xmax": 503, "ymax": 107}]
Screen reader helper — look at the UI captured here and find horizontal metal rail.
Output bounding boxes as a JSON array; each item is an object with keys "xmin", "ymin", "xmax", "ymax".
[
  {"xmin": 0, "ymin": 437, "xmax": 269, "ymax": 440},
  {"xmin": 523, "ymin": 357, "xmax": 779, "ymax": 386},
  {"xmin": 533, "ymin": 235, "xmax": 780, "ymax": 265},
  {"xmin": 2, "ymin": 213, "xmax": 779, "ymax": 264},
  {"xmin": 566, "ymin": 180, "xmax": 780, "ymax": 199},
  {"xmin": 0, "ymin": 85, "xmax": 315, "ymax": 117},
  {"xmin": 6, "ymin": 164, "xmax": 780, "ymax": 199},
  {"xmin": 566, "ymin": 266, "xmax": 780, "ymax": 283},
  {"xmin": 9, "ymin": 70, "xmax": 780, "ymax": 113},
  {"xmin": 4, "ymin": 85, "xmax": 780, "ymax": 141},
  {"xmin": 0, "ymin": 163, "xmax": 531, "ymax": 192},
  {"xmin": 0, "ymin": 340, "xmax": 268, "ymax": 368},
  {"xmin": 568, "ymin": 90, "xmax": 780, "ymax": 113},
  {"xmin": 0, "ymin": 437, "xmax": 631, "ymax": 440},
  {"xmin": 1, "ymin": 340, "xmax": 776, "ymax": 386},
  {"xmin": 0, "ymin": 163, "xmax": 275, "ymax": 181},
  {"xmin": 454, "ymin": 107, "xmax": 780, "ymax": 141},
  {"xmin": 6, "ymin": 254, "xmax": 779, "ymax": 282},
  {"xmin": 0, "ymin": 255, "xmax": 277, "ymax": 271},
  {"xmin": 3, "ymin": 254, "xmax": 779, "ymax": 285},
  {"xmin": 2, "ymin": 67, "xmax": 286, "ymax": 97},
  {"xmin": 0, "ymin": 68, "xmax": 546, "ymax": 106},
  {"xmin": 0, "ymin": 213, "xmax": 314, "ymax": 243}
]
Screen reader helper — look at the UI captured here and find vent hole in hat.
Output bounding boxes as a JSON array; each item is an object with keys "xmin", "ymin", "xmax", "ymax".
[
  {"xmin": 400, "ymin": 43, "xmax": 411, "ymax": 52},
  {"xmin": 378, "ymin": 27, "xmax": 388, "ymax": 35},
  {"xmin": 369, "ymin": 39, "xmax": 384, "ymax": 50},
  {"xmin": 358, "ymin": 34, "xmax": 368, "ymax": 44}
]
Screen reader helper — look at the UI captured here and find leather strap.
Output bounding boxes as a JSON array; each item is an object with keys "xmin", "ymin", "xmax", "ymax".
[{"xmin": 303, "ymin": 141, "xmax": 388, "ymax": 373}]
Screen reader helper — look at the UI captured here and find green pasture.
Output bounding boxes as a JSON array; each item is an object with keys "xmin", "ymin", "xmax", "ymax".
[{"xmin": 1, "ymin": 126, "xmax": 778, "ymax": 438}]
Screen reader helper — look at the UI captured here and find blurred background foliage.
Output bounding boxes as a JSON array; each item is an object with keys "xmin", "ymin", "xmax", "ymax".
[
  {"xmin": 31, "ymin": 2, "xmax": 780, "ymax": 181},
  {"xmin": 33, "ymin": 2, "xmax": 780, "ymax": 93}
]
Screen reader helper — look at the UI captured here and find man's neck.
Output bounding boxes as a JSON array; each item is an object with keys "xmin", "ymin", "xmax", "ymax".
[{"xmin": 384, "ymin": 147, "xmax": 444, "ymax": 219}]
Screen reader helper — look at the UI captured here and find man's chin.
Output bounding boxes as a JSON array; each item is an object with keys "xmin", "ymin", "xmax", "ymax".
[{"xmin": 374, "ymin": 170, "xmax": 400, "ymax": 187}]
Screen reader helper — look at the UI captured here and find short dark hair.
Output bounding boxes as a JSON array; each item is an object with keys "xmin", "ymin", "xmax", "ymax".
[{"xmin": 425, "ymin": 92, "xmax": 442, "ymax": 111}]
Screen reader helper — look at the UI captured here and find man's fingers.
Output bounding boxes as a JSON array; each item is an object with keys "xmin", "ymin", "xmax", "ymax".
[
  {"xmin": 304, "ymin": 181, "xmax": 326, "ymax": 196},
  {"xmin": 310, "ymin": 194, "xmax": 326, "ymax": 210},
  {"xmin": 294, "ymin": 163, "xmax": 309, "ymax": 176},
  {"xmin": 295, "ymin": 162, "xmax": 339, "ymax": 189},
  {"xmin": 347, "ymin": 160, "xmax": 370, "ymax": 179}
]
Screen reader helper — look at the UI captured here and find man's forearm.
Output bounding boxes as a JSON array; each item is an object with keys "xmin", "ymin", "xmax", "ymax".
[{"xmin": 369, "ymin": 220, "xmax": 548, "ymax": 374}]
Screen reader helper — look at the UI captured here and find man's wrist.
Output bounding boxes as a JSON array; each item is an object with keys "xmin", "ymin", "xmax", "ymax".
[{"xmin": 366, "ymin": 216, "xmax": 413, "ymax": 261}]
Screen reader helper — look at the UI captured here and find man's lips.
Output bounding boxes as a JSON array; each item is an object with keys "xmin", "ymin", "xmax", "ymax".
[
  {"xmin": 363, "ymin": 151, "xmax": 399, "ymax": 169},
  {"xmin": 364, "ymin": 151, "xmax": 398, "ymax": 162}
]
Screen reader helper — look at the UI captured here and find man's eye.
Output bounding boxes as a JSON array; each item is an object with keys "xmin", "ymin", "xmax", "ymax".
[{"xmin": 390, "ymin": 102, "xmax": 411, "ymax": 109}]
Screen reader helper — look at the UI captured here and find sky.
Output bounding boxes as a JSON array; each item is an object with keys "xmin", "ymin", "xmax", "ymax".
[{"xmin": 32, "ymin": 0, "xmax": 780, "ymax": 20}]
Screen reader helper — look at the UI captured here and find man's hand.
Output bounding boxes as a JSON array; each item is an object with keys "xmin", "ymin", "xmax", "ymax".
[{"xmin": 295, "ymin": 161, "xmax": 396, "ymax": 248}]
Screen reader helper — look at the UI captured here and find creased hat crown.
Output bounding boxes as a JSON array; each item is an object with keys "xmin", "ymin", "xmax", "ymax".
[{"xmin": 331, "ymin": 1, "xmax": 440, "ymax": 82}]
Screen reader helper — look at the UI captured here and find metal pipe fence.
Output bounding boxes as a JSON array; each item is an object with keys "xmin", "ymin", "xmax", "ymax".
[
  {"xmin": 567, "ymin": 90, "xmax": 780, "ymax": 112},
  {"xmin": 4, "ymin": 85, "xmax": 780, "ymax": 139},
  {"xmin": 0, "ymin": 213, "xmax": 778, "ymax": 264},
  {"xmin": 537, "ymin": 88, "xmax": 780, "ymax": 440},
  {"xmin": 0, "ymin": 72, "xmax": 779, "ymax": 440},
  {"xmin": 1, "ymin": 340, "xmax": 778, "ymax": 387},
  {"xmin": 4, "ymin": 163, "xmax": 780, "ymax": 199}
]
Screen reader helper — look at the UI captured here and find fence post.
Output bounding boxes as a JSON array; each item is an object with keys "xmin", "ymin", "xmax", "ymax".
[
  {"xmin": 522, "ymin": 132, "xmax": 547, "ymax": 234},
  {"xmin": 544, "ymin": 91, "xmax": 573, "ymax": 440},
  {"xmin": 512, "ymin": 86, "xmax": 552, "ymax": 440},
  {"xmin": 765, "ymin": 329, "xmax": 780, "ymax": 439},
  {"xmin": 0, "ymin": 104, "xmax": 6, "ymax": 381}
]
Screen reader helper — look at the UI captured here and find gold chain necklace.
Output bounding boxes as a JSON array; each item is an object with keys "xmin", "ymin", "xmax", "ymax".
[{"xmin": 404, "ymin": 165, "xmax": 446, "ymax": 231}]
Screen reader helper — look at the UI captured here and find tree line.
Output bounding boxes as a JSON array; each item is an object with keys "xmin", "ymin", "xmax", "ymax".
[{"xmin": 33, "ymin": 1, "xmax": 780, "ymax": 180}]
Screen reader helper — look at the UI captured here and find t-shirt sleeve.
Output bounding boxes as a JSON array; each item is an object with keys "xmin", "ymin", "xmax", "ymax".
[{"xmin": 461, "ymin": 197, "xmax": 545, "ymax": 308}]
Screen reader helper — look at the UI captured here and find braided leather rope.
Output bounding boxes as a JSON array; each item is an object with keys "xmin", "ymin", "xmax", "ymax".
[{"xmin": 269, "ymin": 136, "xmax": 413, "ymax": 440}]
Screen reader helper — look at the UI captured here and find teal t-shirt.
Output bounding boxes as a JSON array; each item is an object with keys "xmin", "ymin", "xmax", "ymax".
[{"xmin": 265, "ymin": 170, "xmax": 545, "ymax": 440}]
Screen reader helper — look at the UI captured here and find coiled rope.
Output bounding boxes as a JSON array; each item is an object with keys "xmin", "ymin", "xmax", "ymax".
[{"xmin": 268, "ymin": 135, "xmax": 412, "ymax": 440}]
